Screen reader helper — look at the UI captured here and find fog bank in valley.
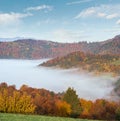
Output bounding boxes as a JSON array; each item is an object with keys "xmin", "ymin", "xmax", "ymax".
[{"xmin": 0, "ymin": 59, "xmax": 119, "ymax": 100}]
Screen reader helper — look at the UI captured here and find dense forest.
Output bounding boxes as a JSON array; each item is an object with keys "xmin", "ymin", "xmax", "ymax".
[
  {"xmin": 41, "ymin": 51, "xmax": 120, "ymax": 75},
  {"xmin": 0, "ymin": 35, "xmax": 120, "ymax": 59},
  {"xmin": 0, "ymin": 82, "xmax": 120, "ymax": 120}
]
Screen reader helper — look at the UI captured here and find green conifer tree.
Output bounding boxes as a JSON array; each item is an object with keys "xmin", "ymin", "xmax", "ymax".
[{"xmin": 63, "ymin": 87, "xmax": 82, "ymax": 118}]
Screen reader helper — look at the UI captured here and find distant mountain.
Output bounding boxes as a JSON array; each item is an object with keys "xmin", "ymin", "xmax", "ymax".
[
  {"xmin": 0, "ymin": 35, "xmax": 120, "ymax": 59},
  {"xmin": 0, "ymin": 37, "xmax": 26, "ymax": 42}
]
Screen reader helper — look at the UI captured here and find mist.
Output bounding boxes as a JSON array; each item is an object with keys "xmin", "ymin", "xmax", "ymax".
[{"xmin": 0, "ymin": 59, "xmax": 119, "ymax": 100}]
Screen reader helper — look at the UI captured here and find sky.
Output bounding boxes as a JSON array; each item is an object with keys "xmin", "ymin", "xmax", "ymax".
[{"xmin": 0, "ymin": 0, "xmax": 120, "ymax": 43}]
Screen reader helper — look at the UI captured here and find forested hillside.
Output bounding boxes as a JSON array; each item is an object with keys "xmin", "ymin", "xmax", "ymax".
[
  {"xmin": 41, "ymin": 51, "xmax": 120, "ymax": 75},
  {"xmin": 0, "ymin": 35, "xmax": 120, "ymax": 59}
]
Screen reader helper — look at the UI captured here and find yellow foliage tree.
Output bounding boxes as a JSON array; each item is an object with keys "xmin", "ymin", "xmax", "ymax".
[
  {"xmin": 0, "ymin": 90, "xmax": 35, "ymax": 114},
  {"xmin": 0, "ymin": 89, "xmax": 9, "ymax": 112},
  {"xmin": 8, "ymin": 91, "xmax": 21, "ymax": 113},
  {"xmin": 80, "ymin": 98, "xmax": 92, "ymax": 118},
  {"xmin": 18, "ymin": 93, "xmax": 36, "ymax": 114},
  {"xmin": 56, "ymin": 100, "xmax": 71, "ymax": 117}
]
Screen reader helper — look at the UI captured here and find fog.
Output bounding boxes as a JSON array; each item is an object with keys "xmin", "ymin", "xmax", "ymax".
[{"xmin": 0, "ymin": 59, "xmax": 118, "ymax": 100}]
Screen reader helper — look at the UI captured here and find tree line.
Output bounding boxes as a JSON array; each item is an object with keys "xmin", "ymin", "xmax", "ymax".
[{"xmin": 0, "ymin": 82, "xmax": 120, "ymax": 120}]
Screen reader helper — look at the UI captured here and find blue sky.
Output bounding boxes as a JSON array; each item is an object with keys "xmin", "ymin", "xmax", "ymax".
[{"xmin": 0, "ymin": 0, "xmax": 120, "ymax": 42}]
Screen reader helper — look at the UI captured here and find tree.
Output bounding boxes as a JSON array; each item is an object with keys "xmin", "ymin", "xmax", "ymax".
[
  {"xmin": 80, "ymin": 98, "xmax": 92, "ymax": 119},
  {"xmin": 63, "ymin": 87, "xmax": 82, "ymax": 118},
  {"xmin": 0, "ymin": 89, "xmax": 35, "ymax": 114},
  {"xmin": 18, "ymin": 92, "xmax": 36, "ymax": 114},
  {"xmin": 116, "ymin": 107, "xmax": 120, "ymax": 120},
  {"xmin": 90, "ymin": 99, "xmax": 117, "ymax": 120},
  {"xmin": 8, "ymin": 91, "xmax": 21, "ymax": 113},
  {"xmin": 55, "ymin": 100, "xmax": 71, "ymax": 117},
  {"xmin": 0, "ymin": 82, "xmax": 8, "ymax": 92},
  {"xmin": 33, "ymin": 92, "xmax": 56, "ymax": 115},
  {"xmin": 0, "ymin": 89, "xmax": 9, "ymax": 112},
  {"xmin": 90, "ymin": 99, "xmax": 106, "ymax": 119}
]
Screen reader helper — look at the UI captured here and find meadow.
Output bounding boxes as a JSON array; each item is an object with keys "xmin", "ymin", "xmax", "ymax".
[{"xmin": 0, "ymin": 113, "xmax": 100, "ymax": 121}]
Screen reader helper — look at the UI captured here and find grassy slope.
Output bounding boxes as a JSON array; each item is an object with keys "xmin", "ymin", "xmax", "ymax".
[
  {"xmin": 0, "ymin": 113, "xmax": 100, "ymax": 121},
  {"xmin": 111, "ymin": 59, "xmax": 120, "ymax": 65}
]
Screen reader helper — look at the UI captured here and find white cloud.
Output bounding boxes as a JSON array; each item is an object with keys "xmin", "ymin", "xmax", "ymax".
[
  {"xmin": 97, "ymin": 13, "xmax": 106, "ymax": 18},
  {"xmin": 75, "ymin": 4, "xmax": 120, "ymax": 19},
  {"xmin": 67, "ymin": 0, "xmax": 93, "ymax": 5},
  {"xmin": 106, "ymin": 13, "xmax": 119, "ymax": 19},
  {"xmin": 116, "ymin": 19, "xmax": 120, "ymax": 25},
  {"xmin": 52, "ymin": 29, "xmax": 88, "ymax": 42},
  {"xmin": 75, "ymin": 8, "xmax": 95, "ymax": 19},
  {"xmin": 0, "ymin": 12, "xmax": 32, "ymax": 25},
  {"xmin": 26, "ymin": 5, "xmax": 53, "ymax": 12}
]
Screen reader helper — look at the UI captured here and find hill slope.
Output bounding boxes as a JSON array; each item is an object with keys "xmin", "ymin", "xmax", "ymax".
[
  {"xmin": 0, "ymin": 35, "xmax": 120, "ymax": 59},
  {"xmin": 41, "ymin": 51, "xmax": 120, "ymax": 74},
  {"xmin": 0, "ymin": 39, "xmax": 88, "ymax": 59}
]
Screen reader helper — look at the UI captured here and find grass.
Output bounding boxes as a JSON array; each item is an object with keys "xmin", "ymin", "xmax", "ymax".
[
  {"xmin": 111, "ymin": 59, "xmax": 120, "ymax": 65},
  {"xmin": 0, "ymin": 113, "xmax": 99, "ymax": 121}
]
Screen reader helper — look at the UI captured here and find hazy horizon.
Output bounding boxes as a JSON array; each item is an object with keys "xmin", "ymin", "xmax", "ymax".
[{"xmin": 0, "ymin": 34, "xmax": 119, "ymax": 43}]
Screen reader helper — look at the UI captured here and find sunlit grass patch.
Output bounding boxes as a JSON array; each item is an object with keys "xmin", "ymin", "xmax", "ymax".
[{"xmin": 0, "ymin": 113, "xmax": 100, "ymax": 121}]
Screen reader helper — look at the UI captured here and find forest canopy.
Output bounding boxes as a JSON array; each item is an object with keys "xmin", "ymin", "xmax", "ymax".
[{"xmin": 0, "ymin": 82, "xmax": 120, "ymax": 120}]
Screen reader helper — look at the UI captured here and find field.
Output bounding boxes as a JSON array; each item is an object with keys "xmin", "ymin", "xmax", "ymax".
[
  {"xmin": 112, "ymin": 59, "xmax": 120, "ymax": 65},
  {"xmin": 0, "ymin": 113, "xmax": 99, "ymax": 121}
]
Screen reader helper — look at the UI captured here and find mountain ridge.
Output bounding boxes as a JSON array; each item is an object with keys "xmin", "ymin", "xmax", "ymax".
[{"xmin": 0, "ymin": 35, "xmax": 120, "ymax": 59}]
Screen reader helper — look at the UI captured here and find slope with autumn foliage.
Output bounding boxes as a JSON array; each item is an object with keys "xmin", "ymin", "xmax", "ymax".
[
  {"xmin": 0, "ymin": 35, "xmax": 120, "ymax": 59},
  {"xmin": 41, "ymin": 51, "xmax": 120, "ymax": 75}
]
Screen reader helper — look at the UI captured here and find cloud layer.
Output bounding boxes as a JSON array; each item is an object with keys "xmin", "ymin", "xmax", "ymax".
[
  {"xmin": 75, "ymin": 4, "xmax": 120, "ymax": 20},
  {"xmin": 26, "ymin": 5, "xmax": 53, "ymax": 12},
  {"xmin": 67, "ymin": 0, "xmax": 93, "ymax": 5},
  {"xmin": 0, "ymin": 12, "xmax": 32, "ymax": 25},
  {"xmin": 0, "ymin": 4, "xmax": 53, "ymax": 26}
]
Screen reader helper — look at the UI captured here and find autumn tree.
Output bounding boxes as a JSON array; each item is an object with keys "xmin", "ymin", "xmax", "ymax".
[
  {"xmin": 55, "ymin": 100, "xmax": 71, "ymax": 117},
  {"xmin": 8, "ymin": 91, "xmax": 35, "ymax": 114},
  {"xmin": 90, "ymin": 99, "xmax": 117, "ymax": 120},
  {"xmin": 0, "ymin": 89, "xmax": 9, "ymax": 112},
  {"xmin": 8, "ymin": 91, "xmax": 21, "ymax": 113},
  {"xmin": 0, "ymin": 88, "xmax": 35, "ymax": 114},
  {"xmin": 80, "ymin": 98, "xmax": 92, "ymax": 118},
  {"xmin": 17, "ymin": 92, "xmax": 36, "ymax": 114},
  {"xmin": 63, "ymin": 87, "xmax": 82, "ymax": 118},
  {"xmin": 33, "ymin": 91, "xmax": 56, "ymax": 115},
  {"xmin": 0, "ymin": 82, "xmax": 8, "ymax": 92}
]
